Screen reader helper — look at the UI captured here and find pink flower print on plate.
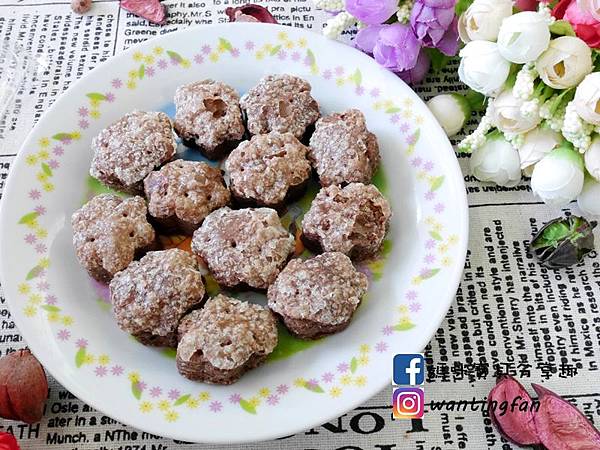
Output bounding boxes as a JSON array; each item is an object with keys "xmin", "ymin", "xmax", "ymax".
[
  {"xmin": 375, "ymin": 341, "xmax": 388, "ymax": 353},
  {"xmin": 209, "ymin": 401, "xmax": 222, "ymax": 412}
]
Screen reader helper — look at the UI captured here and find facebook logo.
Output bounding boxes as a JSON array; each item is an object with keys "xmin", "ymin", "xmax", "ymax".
[{"xmin": 393, "ymin": 354, "xmax": 425, "ymax": 385}]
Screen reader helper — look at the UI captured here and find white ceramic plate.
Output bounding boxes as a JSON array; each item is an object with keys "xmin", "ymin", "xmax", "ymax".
[{"xmin": 0, "ymin": 24, "xmax": 468, "ymax": 443}]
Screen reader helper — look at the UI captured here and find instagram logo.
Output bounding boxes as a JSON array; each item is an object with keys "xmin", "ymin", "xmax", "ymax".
[{"xmin": 392, "ymin": 387, "xmax": 424, "ymax": 419}]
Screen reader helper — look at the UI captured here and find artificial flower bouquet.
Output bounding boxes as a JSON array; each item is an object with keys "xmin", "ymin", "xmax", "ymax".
[
  {"xmin": 314, "ymin": 0, "xmax": 600, "ymax": 216},
  {"xmin": 451, "ymin": 0, "xmax": 600, "ymax": 216},
  {"xmin": 313, "ymin": 0, "xmax": 460, "ymax": 85}
]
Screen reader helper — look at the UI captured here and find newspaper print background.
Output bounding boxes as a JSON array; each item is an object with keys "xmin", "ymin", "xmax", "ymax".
[{"xmin": 0, "ymin": 1, "xmax": 599, "ymax": 448}]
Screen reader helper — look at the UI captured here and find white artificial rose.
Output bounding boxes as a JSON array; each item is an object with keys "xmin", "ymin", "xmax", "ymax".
[
  {"xmin": 535, "ymin": 36, "xmax": 593, "ymax": 89},
  {"xmin": 531, "ymin": 145, "xmax": 584, "ymax": 207},
  {"xmin": 577, "ymin": 0, "xmax": 600, "ymax": 21},
  {"xmin": 490, "ymin": 90, "xmax": 541, "ymax": 134},
  {"xmin": 458, "ymin": 41, "xmax": 511, "ymax": 97},
  {"xmin": 497, "ymin": 12, "xmax": 551, "ymax": 64},
  {"xmin": 584, "ymin": 135, "xmax": 600, "ymax": 181},
  {"xmin": 519, "ymin": 128, "xmax": 561, "ymax": 173},
  {"xmin": 458, "ymin": 0, "xmax": 514, "ymax": 43},
  {"xmin": 577, "ymin": 176, "xmax": 600, "ymax": 217},
  {"xmin": 427, "ymin": 94, "xmax": 470, "ymax": 137},
  {"xmin": 574, "ymin": 72, "xmax": 600, "ymax": 125},
  {"xmin": 470, "ymin": 134, "xmax": 522, "ymax": 187}
]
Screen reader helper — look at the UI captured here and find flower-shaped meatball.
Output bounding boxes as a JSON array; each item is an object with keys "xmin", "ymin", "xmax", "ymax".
[
  {"xmin": 308, "ymin": 109, "xmax": 380, "ymax": 186},
  {"xmin": 174, "ymin": 80, "xmax": 245, "ymax": 160},
  {"xmin": 240, "ymin": 74, "xmax": 320, "ymax": 140},
  {"xmin": 110, "ymin": 249, "xmax": 205, "ymax": 347},
  {"xmin": 302, "ymin": 183, "xmax": 391, "ymax": 259},
  {"xmin": 268, "ymin": 252, "xmax": 368, "ymax": 339},
  {"xmin": 144, "ymin": 160, "xmax": 231, "ymax": 234},
  {"xmin": 176, "ymin": 295, "xmax": 278, "ymax": 384},
  {"xmin": 225, "ymin": 132, "xmax": 311, "ymax": 208},
  {"xmin": 90, "ymin": 111, "xmax": 177, "ymax": 194},
  {"xmin": 192, "ymin": 207, "xmax": 294, "ymax": 289},
  {"xmin": 71, "ymin": 194, "xmax": 155, "ymax": 282}
]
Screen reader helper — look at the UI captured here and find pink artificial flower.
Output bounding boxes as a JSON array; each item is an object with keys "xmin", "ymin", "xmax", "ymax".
[
  {"xmin": 578, "ymin": 0, "xmax": 600, "ymax": 21},
  {"xmin": 515, "ymin": 0, "xmax": 541, "ymax": 11},
  {"xmin": 554, "ymin": 0, "xmax": 600, "ymax": 48}
]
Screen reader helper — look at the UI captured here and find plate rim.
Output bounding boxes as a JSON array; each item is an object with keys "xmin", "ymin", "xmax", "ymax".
[{"xmin": 0, "ymin": 22, "xmax": 469, "ymax": 443}]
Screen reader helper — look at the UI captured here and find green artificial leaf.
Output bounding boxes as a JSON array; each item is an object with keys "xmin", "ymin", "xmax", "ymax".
[
  {"xmin": 138, "ymin": 64, "xmax": 145, "ymax": 79},
  {"xmin": 41, "ymin": 305, "xmax": 61, "ymax": 312},
  {"xmin": 41, "ymin": 162, "xmax": 52, "ymax": 177},
  {"xmin": 385, "ymin": 107, "xmax": 402, "ymax": 114},
  {"xmin": 174, "ymin": 394, "xmax": 191, "ymax": 406},
  {"xmin": 465, "ymin": 91, "xmax": 486, "ymax": 113},
  {"xmin": 594, "ymin": 50, "xmax": 600, "ymax": 71},
  {"xmin": 166, "ymin": 50, "xmax": 183, "ymax": 63},
  {"xmin": 270, "ymin": 45, "xmax": 282, "ymax": 56},
  {"xmin": 305, "ymin": 383, "xmax": 324, "ymax": 393},
  {"xmin": 430, "ymin": 231, "xmax": 443, "ymax": 241},
  {"xmin": 306, "ymin": 49, "xmax": 316, "ymax": 65},
  {"xmin": 455, "ymin": 0, "xmax": 474, "ymax": 15},
  {"xmin": 350, "ymin": 357, "xmax": 358, "ymax": 374},
  {"xmin": 131, "ymin": 381, "xmax": 142, "ymax": 400},
  {"xmin": 424, "ymin": 48, "xmax": 451, "ymax": 72},
  {"xmin": 219, "ymin": 38, "xmax": 233, "ymax": 51},
  {"xmin": 429, "ymin": 176, "xmax": 445, "ymax": 191},
  {"xmin": 239, "ymin": 399, "xmax": 257, "ymax": 414},
  {"xmin": 394, "ymin": 322, "xmax": 416, "ymax": 331},
  {"xmin": 550, "ymin": 20, "xmax": 576, "ymax": 37},
  {"xmin": 75, "ymin": 347, "xmax": 86, "ymax": 368},
  {"xmin": 25, "ymin": 265, "xmax": 43, "ymax": 280},
  {"xmin": 504, "ymin": 65, "xmax": 519, "ymax": 89},
  {"xmin": 85, "ymin": 93, "xmax": 106, "ymax": 101},
  {"xmin": 421, "ymin": 268, "xmax": 441, "ymax": 280},
  {"xmin": 18, "ymin": 212, "xmax": 39, "ymax": 225}
]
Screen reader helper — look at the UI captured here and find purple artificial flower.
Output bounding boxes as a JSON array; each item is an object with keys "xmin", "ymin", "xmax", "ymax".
[
  {"xmin": 398, "ymin": 49, "xmax": 431, "ymax": 85},
  {"xmin": 436, "ymin": 17, "xmax": 459, "ymax": 56},
  {"xmin": 410, "ymin": 0, "xmax": 459, "ymax": 56},
  {"xmin": 354, "ymin": 24, "xmax": 385, "ymax": 54},
  {"xmin": 345, "ymin": 0, "xmax": 398, "ymax": 25},
  {"xmin": 373, "ymin": 24, "xmax": 421, "ymax": 72}
]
